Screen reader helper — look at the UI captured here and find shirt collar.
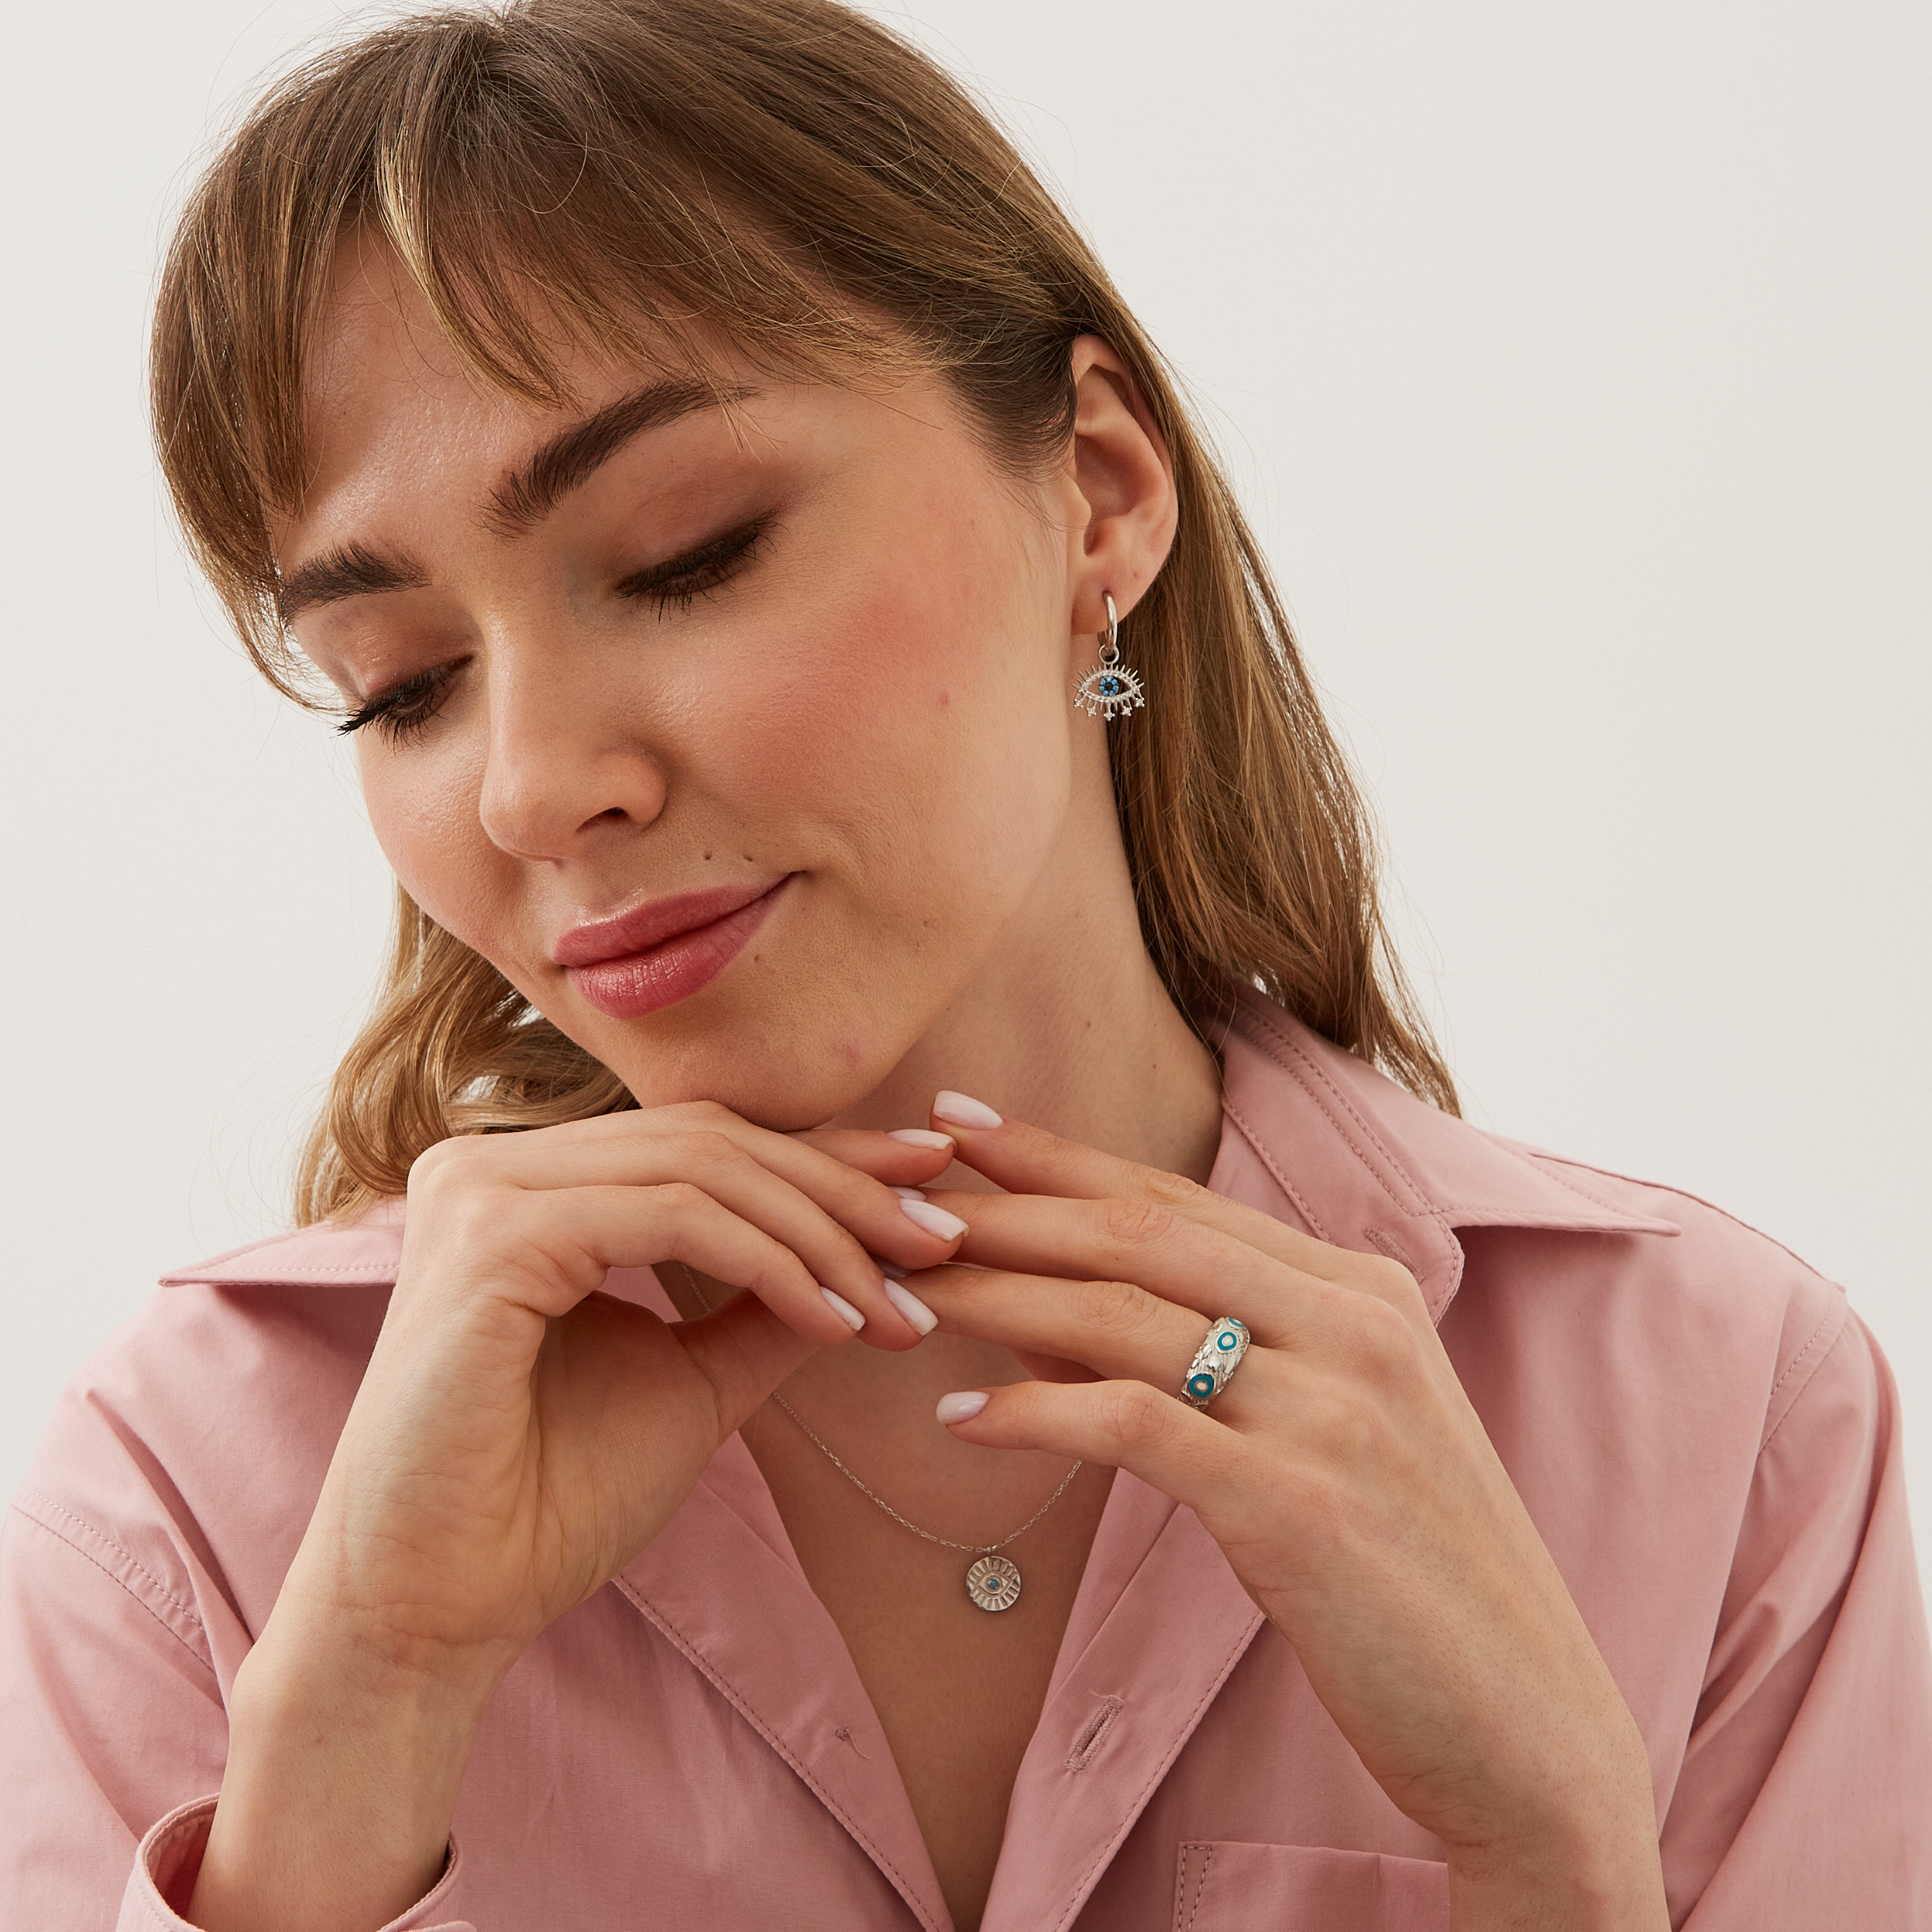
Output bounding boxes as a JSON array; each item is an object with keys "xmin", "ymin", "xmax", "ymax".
[{"xmin": 1207, "ymin": 982, "xmax": 1676, "ymax": 1325}]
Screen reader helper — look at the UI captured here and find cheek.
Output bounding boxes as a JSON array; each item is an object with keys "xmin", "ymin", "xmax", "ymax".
[
  {"xmin": 357, "ymin": 739, "xmax": 511, "ymax": 941},
  {"xmin": 723, "ymin": 495, "xmax": 1073, "ymax": 919}
]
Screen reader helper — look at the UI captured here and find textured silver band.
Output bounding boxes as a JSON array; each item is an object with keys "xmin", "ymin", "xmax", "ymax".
[{"xmin": 1179, "ymin": 1317, "xmax": 1250, "ymax": 1410}]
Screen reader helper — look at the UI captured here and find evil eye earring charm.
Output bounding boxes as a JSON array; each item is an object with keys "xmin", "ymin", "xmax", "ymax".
[{"xmin": 1073, "ymin": 593, "xmax": 1146, "ymax": 721}]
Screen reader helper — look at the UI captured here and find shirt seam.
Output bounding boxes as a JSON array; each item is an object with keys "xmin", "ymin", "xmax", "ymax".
[
  {"xmin": 1758, "ymin": 1303, "xmax": 1854, "ymax": 1458},
  {"xmin": 7, "ymin": 1498, "xmax": 217, "ymax": 1679},
  {"xmin": 1232, "ymin": 1004, "xmax": 1434, "ymax": 1219},
  {"xmin": 1219, "ymin": 1094, "xmax": 1331, "ymax": 1240},
  {"xmin": 1510, "ymin": 1152, "xmax": 1847, "ymax": 1284},
  {"xmin": 1180, "ymin": 1841, "xmax": 1214, "ymax": 1931},
  {"xmin": 1471, "ymin": 1151, "xmax": 1656, "ymax": 1221},
  {"xmin": 1228, "ymin": 1002, "xmax": 1464, "ymax": 1318}
]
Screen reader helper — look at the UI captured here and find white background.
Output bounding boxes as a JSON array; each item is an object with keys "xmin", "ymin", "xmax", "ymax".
[{"xmin": 2, "ymin": 0, "xmax": 1926, "ymax": 1603}]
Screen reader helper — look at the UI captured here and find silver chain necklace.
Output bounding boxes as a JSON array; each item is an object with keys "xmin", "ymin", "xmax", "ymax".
[{"xmin": 676, "ymin": 1263, "xmax": 1082, "ymax": 1612}]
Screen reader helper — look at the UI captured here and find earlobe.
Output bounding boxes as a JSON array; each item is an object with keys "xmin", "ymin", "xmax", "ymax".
[{"xmin": 1065, "ymin": 335, "xmax": 1178, "ymax": 638}]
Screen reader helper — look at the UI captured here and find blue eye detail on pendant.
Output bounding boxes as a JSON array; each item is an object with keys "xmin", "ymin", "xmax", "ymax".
[
  {"xmin": 1216, "ymin": 1330, "xmax": 1239, "ymax": 1351},
  {"xmin": 967, "ymin": 1554, "xmax": 1023, "ymax": 1611},
  {"xmin": 1188, "ymin": 1372, "xmax": 1217, "ymax": 1400}
]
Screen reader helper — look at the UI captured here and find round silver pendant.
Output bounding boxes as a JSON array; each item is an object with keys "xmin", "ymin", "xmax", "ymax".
[{"xmin": 965, "ymin": 1554, "xmax": 1022, "ymax": 1612}]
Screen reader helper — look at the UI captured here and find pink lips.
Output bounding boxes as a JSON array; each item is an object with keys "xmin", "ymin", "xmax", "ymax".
[{"xmin": 556, "ymin": 876, "xmax": 789, "ymax": 1019}]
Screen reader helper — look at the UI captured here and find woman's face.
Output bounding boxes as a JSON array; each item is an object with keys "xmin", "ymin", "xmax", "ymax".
[{"xmin": 281, "ymin": 254, "xmax": 1160, "ymax": 1125}]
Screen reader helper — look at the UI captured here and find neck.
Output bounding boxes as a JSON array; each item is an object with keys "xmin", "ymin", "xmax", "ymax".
[{"xmin": 829, "ymin": 740, "xmax": 1224, "ymax": 1188}]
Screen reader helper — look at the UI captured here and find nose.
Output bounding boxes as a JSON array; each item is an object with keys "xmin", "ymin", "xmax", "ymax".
[{"xmin": 474, "ymin": 645, "xmax": 668, "ymax": 860}]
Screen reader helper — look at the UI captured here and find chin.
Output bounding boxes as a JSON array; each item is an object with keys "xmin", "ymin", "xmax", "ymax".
[{"xmin": 591, "ymin": 1003, "xmax": 914, "ymax": 1132}]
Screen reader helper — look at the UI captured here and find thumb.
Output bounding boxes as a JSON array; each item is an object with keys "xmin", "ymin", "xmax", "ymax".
[{"xmin": 678, "ymin": 1291, "xmax": 819, "ymax": 1437}]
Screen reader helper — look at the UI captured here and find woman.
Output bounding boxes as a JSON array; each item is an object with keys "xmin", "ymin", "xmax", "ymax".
[{"xmin": 3, "ymin": 1, "xmax": 1926, "ymax": 1927}]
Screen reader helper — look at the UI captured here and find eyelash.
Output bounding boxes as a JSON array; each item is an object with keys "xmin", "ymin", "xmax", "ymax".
[
  {"xmin": 336, "ymin": 515, "xmax": 772, "ymax": 744},
  {"xmin": 614, "ymin": 515, "xmax": 770, "ymax": 613}
]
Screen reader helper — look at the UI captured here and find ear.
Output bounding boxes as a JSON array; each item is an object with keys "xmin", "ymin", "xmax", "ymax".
[{"xmin": 1059, "ymin": 335, "xmax": 1179, "ymax": 640}]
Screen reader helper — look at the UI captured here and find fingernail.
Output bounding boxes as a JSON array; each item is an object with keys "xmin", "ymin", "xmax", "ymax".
[
  {"xmin": 900, "ymin": 1197, "xmax": 968, "ymax": 1241},
  {"xmin": 879, "ymin": 1261, "xmax": 910, "ymax": 1281},
  {"xmin": 933, "ymin": 1090, "xmax": 1003, "ymax": 1130},
  {"xmin": 820, "ymin": 1287, "xmax": 866, "ymax": 1332},
  {"xmin": 888, "ymin": 1128, "xmax": 955, "ymax": 1150},
  {"xmin": 885, "ymin": 1282, "xmax": 939, "ymax": 1336},
  {"xmin": 936, "ymin": 1390, "xmax": 990, "ymax": 1424},
  {"xmin": 892, "ymin": 1185, "xmax": 927, "ymax": 1202}
]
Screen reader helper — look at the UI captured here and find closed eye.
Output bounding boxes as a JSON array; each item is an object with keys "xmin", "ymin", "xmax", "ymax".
[
  {"xmin": 616, "ymin": 515, "xmax": 770, "ymax": 614},
  {"xmin": 337, "ymin": 658, "xmax": 468, "ymax": 743}
]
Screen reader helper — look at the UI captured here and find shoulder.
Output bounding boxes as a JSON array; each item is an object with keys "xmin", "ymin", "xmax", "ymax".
[
  {"xmin": 1458, "ymin": 1139, "xmax": 1849, "ymax": 1446},
  {"xmin": 1216, "ymin": 988, "xmax": 1846, "ymax": 1411},
  {"xmin": 9, "ymin": 1216, "xmax": 401, "ymax": 1651}
]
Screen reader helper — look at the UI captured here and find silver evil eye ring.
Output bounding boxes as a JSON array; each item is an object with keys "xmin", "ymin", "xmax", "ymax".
[{"xmin": 1178, "ymin": 1317, "xmax": 1250, "ymax": 1411}]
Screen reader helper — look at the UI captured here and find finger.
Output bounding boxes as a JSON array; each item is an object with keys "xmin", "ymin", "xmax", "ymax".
[
  {"xmin": 477, "ymin": 1106, "xmax": 952, "ymax": 1200},
  {"xmin": 416, "ymin": 1116, "xmax": 966, "ymax": 1342},
  {"xmin": 913, "ymin": 1264, "xmax": 1221, "ymax": 1390},
  {"xmin": 928, "ymin": 1094, "xmax": 1413, "ymax": 1308},
  {"xmin": 434, "ymin": 1106, "xmax": 961, "ymax": 1267},
  {"xmin": 937, "ymin": 1376, "xmax": 1247, "ymax": 1509},
  {"xmin": 410, "ymin": 1181, "xmax": 868, "ymax": 1348},
  {"xmin": 672, "ymin": 1291, "xmax": 818, "ymax": 1438},
  {"xmin": 791, "ymin": 1126, "xmax": 957, "ymax": 1184},
  {"xmin": 910, "ymin": 1191, "xmax": 1336, "ymax": 1349}
]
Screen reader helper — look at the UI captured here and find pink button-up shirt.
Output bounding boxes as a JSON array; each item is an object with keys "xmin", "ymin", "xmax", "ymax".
[{"xmin": 5, "ymin": 988, "xmax": 1929, "ymax": 1929}]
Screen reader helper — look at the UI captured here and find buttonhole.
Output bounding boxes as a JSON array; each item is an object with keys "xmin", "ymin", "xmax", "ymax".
[
  {"xmin": 1066, "ymin": 1694, "xmax": 1124, "ymax": 1771},
  {"xmin": 1363, "ymin": 1227, "xmax": 1416, "ymax": 1273}
]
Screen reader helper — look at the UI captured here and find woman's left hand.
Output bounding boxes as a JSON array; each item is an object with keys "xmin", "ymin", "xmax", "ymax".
[{"xmin": 906, "ymin": 1100, "xmax": 1669, "ymax": 1932}]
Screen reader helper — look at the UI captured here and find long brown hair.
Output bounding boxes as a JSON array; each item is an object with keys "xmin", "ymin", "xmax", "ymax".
[{"xmin": 151, "ymin": 0, "xmax": 1457, "ymax": 1225}]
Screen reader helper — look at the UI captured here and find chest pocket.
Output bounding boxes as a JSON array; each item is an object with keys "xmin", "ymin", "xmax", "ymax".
[{"xmin": 1173, "ymin": 1841, "xmax": 1450, "ymax": 1930}]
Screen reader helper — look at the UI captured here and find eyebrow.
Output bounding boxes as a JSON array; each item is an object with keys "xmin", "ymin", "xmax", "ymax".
[
  {"xmin": 274, "ymin": 377, "xmax": 750, "ymax": 624},
  {"xmin": 486, "ymin": 376, "xmax": 750, "ymax": 535},
  {"xmin": 276, "ymin": 541, "xmax": 429, "ymax": 624}
]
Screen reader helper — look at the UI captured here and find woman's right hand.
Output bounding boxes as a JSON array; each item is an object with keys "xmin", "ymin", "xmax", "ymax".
[{"xmin": 189, "ymin": 1103, "xmax": 964, "ymax": 1932}]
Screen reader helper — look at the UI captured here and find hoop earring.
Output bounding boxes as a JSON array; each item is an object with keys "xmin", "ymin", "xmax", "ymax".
[{"xmin": 1073, "ymin": 593, "xmax": 1146, "ymax": 720}]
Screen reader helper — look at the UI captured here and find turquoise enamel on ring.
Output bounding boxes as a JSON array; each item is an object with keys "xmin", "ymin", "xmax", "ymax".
[{"xmin": 1178, "ymin": 1318, "xmax": 1250, "ymax": 1413}]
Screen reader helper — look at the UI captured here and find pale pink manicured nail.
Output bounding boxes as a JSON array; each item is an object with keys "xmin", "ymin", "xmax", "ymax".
[
  {"xmin": 936, "ymin": 1391, "xmax": 990, "ymax": 1424},
  {"xmin": 820, "ymin": 1287, "xmax": 866, "ymax": 1332},
  {"xmin": 888, "ymin": 1128, "xmax": 954, "ymax": 1151},
  {"xmin": 885, "ymin": 1282, "xmax": 938, "ymax": 1336},
  {"xmin": 900, "ymin": 1197, "xmax": 968, "ymax": 1241},
  {"xmin": 892, "ymin": 1185, "xmax": 927, "ymax": 1202},
  {"xmin": 879, "ymin": 1261, "xmax": 910, "ymax": 1281},
  {"xmin": 933, "ymin": 1090, "xmax": 1002, "ymax": 1129}
]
